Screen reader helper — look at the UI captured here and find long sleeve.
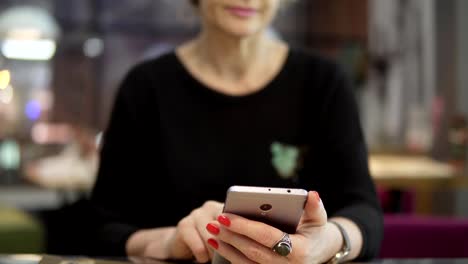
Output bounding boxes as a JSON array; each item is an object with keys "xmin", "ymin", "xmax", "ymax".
[
  {"xmin": 89, "ymin": 63, "xmax": 159, "ymax": 256},
  {"xmin": 301, "ymin": 63, "xmax": 383, "ymax": 260}
]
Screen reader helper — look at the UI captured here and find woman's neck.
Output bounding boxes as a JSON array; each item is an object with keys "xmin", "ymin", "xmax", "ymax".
[
  {"xmin": 176, "ymin": 27, "xmax": 288, "ymax": 95},
  {"xmin": 192, "ymin": 28, "xmax": 277, "ymax": 82}
]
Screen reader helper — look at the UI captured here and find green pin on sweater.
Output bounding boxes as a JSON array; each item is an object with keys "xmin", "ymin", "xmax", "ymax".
[{"xmin": 271, "ymin": 141, "xmax": 300, "ymax": 179}]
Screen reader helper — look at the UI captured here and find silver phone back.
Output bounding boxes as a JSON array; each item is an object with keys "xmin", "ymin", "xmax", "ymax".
[
  {"xmin": 223, "ymin": 186, "xmax": 307, "ymax": 233},
  {"xmin": 212, "ymin": 186, "xmax": 308, "ymax": 264}
]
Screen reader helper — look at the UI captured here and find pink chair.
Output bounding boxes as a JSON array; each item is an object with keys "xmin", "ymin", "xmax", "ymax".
[{"xmin": 380, "ymin": 214, "xmax": 468, "ymax": 258}]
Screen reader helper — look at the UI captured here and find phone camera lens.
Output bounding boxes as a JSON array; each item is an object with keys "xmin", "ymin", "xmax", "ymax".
[
  {"xmin": 287, "ymin": 190, "xmax": 291, "ymax": 193},
  {"xmin": 260, "ymin": 204, "xmax": 272, "ymax": 211}
]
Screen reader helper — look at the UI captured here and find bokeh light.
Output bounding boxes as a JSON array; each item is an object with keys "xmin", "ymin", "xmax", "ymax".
[
  {"xmin": 0, "ymin": 85, "xmax": 13, "ymax": 104},
  {"xmin": 0, "ymin": 70, "xmax": 10, "ymax": 89},
  {"xmin": 25, "ymin": 100, "xmax": 41, "ymax": 120},
  {"xmin": 0, "ymin": 140, "xmax": 20, "ymax": 170},
  {"xmin": 31, "ymin": 122, "xmax": 73, "ymax": 144},
  {"xmin": 83, "ymin": 37, "xmax": 104, "ymax": 58}
]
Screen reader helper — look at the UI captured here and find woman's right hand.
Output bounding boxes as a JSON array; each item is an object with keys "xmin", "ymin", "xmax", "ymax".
[
  {"xmin": 166, "ymin": 201, "xmax": 223, "ymax": 262},
  {"xmin": 127, "ymin": 201, "xmax": 223, "ymax": 263}
]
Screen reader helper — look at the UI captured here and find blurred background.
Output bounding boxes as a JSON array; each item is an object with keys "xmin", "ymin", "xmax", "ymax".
[{"xmin": 0, "ymin": 0, "xmax": 467, "ymax": 258}]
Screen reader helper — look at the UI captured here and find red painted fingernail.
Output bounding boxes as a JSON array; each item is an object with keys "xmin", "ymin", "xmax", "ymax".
[
  {"xmin": 206, "ymin": 223, "xmax": 220, "ymax": 235},
  {"xmin": 218, "ymin": 215, "xmax": 231, "ymax": 227},
  {"xmin": 313, "ymin": 191, "xmax": 321, "ymax": 202},
  {"xmin": 207, "ymin": 238, "xmax": 219, "ymax": 249}
]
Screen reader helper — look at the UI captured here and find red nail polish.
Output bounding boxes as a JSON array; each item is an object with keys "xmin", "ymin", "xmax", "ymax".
[
  {"xmin": 313, "ymin": 191, "xmax": 321, "ymax": 202},
  {"xmin": 207, "ymin": 238, "xmax": 219, "ymax": 249},
  {"xmin": 218, "ymin": 215, "xmax": 231, "ymax": 227},
  {"xmin": 206, "ymin": 223, "xmax": 220, "ymax": 235}
]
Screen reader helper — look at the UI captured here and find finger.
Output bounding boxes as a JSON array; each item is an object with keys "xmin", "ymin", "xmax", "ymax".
[
  {"xmin": 217, "ymin": 214, "xmax": 285, "ymax": 250},
  {"xmin": 299, "ymin": 191, "xmax": 327, "ymax": 226},
  {"xmin": 184, "ymin": 201, "xmax": 223, "ymax": 261},
  {"xmin": 207, "ymin": 238, "xmax": 257, "ymax": 264},
  {"xmin": 178, "ymin": 218, "xmax": 210, "ymax": 263},
  {"xmin": 212, "ymin": 222, "xmax": 287, "ymax": 264},
  {"xmin": 193, "ymin": 211, "xmax": 220, "ymax": 259}
]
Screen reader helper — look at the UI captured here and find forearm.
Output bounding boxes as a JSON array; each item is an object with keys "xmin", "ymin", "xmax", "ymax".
[
  {"xmin": 319, "ymin": 217, "xmax": 363, "ymax": 263},
  {"xmin": 126, "ymin": 227, "xmax": 176, "ymax": 258}
]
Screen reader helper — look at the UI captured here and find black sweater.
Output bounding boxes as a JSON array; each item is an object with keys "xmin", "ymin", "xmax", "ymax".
[{"xmin": 90, "ymin": 50, "xmax": 383, "ymax": 260}]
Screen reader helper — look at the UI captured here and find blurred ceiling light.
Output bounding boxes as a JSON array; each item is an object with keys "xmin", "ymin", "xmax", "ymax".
[
  {"xmin": 0, "ymin": 85, "xmax": 13, "ymax": 104},
  {"xmin": 2, "ymin": 39, "xmax": 56, "ymax": 61},
  {"xmin": 84, "ymin": 37, "xmax": 104, "ymax": 58},
  {"xmin": 7, "ymin": 28, "xmax": 42, "ymax": 40},
  {"xmin": 0, "ymin": 6, "xmax": 60, "ymax": 61},
  {"xmin": 0, "ymin": 70, "xmax": 10, "ymax": 89}
]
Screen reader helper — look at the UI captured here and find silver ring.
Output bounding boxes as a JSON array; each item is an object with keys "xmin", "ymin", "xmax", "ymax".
[{"xmin": 272, "ymin": 232, "xmax": 292, "ymax": 257}]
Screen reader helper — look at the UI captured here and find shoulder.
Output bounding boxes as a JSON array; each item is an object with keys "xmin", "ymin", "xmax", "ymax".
[
  {"xmin": 287, "ymin": 48, "xmax": 346, "ymax": 81},
  {"xmin": 124, "ymin": 51, "xmax": 180, "ymax": 80},
  {"xmin": 284, "ymin": 49, "xmax": 357, "ymax": 119},
  {"xmin": 111, "ymin": 51, "xmax": 180, "ymax": 112},
  {"xmin": 117, "ymin": 51, "xmax": 183, "ymax": 96},
  {"xmin": 285, "ymin": 48, "xmax": 351, "ymax": 102}
]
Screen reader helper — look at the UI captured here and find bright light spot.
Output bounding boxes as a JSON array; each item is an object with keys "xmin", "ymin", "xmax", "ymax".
[
  {"xmin": 6, "ymin": 28, "xmax": 42, "ymax": 40},
  {"xmin": 31, "ymin": 122, "xmax": 48, "ymax": 144},
  {"xmin": 25, "ymin": 100, "xmax": 41, "ymax": 120},
  {"xmin": 0, "ymin": 140, "xmax": 21, "ymax": 170},
  {"xmin": 2, "ymin": 39, "xmax": 56, "ymax": 61},
  {"xmin": 31, "ymin": 122, "xmax": 73, "ymax": 144},
  {"xmin": 0, "ymin": 85, "xmax": 13, "ymax": 104},
  {"xmin": 83, "ymin": 37, "xmax": 104, "ymax": 58},
  {"xmin": 95, "ymin": 132, "xmax": 103, "ymax": 148},
  {"xmin": 9, "ymin": 255, "xmax": 42, "ymax": 262},
  {"xmin": 0, "ymin": 70, "xmax": 11, "ymax": 90}
]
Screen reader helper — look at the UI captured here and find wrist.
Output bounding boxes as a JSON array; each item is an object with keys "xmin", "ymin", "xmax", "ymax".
[
  {"xmin": 318, "ymin": 221, "xmax": 344, "ymax": 264},
  {"xmin": 326, "ymin": 220, "xmax": 352, "ymax": 264}
]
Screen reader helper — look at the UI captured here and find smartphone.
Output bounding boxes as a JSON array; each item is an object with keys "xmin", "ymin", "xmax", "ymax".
[{"xmin": 212, "ymin": 185, "xmax": 308, "ymax": 264}]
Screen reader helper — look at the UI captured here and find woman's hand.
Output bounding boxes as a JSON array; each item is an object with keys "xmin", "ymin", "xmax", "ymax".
[
  {"xmin": 166, "ymin": 200, "xmax": 223, "ymax": 262},
  {"xmin": 205, "ymin": 191, "xmax": 341, "ymax": 264},
  {"xmin": 127, "ymin": 201, "xmax": 223, "ymax": 263}
]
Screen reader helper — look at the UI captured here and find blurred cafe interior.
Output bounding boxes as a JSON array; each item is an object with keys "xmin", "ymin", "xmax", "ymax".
[{"xmin": 0, "ymin": 0, "xmax": 467, "ymax": 260}]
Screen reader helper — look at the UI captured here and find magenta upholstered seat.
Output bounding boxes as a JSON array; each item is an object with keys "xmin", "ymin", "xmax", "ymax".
[
  {"xmin": 380, "ymin": 214, "xmax": 468, "ymax": 258},
  {"xmin": 377, "ymin": 186, "xmax": 416, "ymax": 214}
]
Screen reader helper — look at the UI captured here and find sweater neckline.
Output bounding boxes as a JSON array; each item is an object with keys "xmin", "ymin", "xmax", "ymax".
[{"xmin": 171, "ymin": 50, "xmax": 292, "ymax": 102}]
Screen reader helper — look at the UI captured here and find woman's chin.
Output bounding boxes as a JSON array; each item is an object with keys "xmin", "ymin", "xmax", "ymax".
[{"xmin": 221, "ymin": 27, "xmax": 264, "ymax": 39}]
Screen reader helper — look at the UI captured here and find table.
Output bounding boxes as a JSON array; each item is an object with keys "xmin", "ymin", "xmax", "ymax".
[
  {"xmin": 369, "ymin": 154, "xmax": 463, "ymax": 214},
  {"xmin": 1, "ymin": 255, "xmax": 467, "ymax": 264},
  {"xmin": 369, "ymin": 154, "xmax": 456, "ymax": 185},
  {"xmin": 0, "ymin": 255, "xmax": 172, "ymax": 264},
  {"xmin": 0, "ymin": 185, "xmax": 64, "ymax": 211}
]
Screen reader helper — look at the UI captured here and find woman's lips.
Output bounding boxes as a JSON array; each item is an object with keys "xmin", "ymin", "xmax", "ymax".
[{"xmin": 226, "ymin": 6, "xmax": 258, "ymax": 18}]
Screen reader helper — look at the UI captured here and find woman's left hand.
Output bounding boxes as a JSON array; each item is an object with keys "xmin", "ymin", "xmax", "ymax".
[{"xmin": 205, "ymin": 191, "xmax": 336, "ymax": 264}]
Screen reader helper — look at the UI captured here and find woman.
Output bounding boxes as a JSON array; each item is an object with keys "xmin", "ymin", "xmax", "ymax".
[{"xmin": 90, "ymin": 0, "xmax": 383, "ymax": 263}]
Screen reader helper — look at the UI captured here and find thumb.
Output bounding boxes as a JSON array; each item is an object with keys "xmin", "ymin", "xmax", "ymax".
[{"xmin": 299, "ymin": 191, "xmax": 327, "ymax": 226}]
